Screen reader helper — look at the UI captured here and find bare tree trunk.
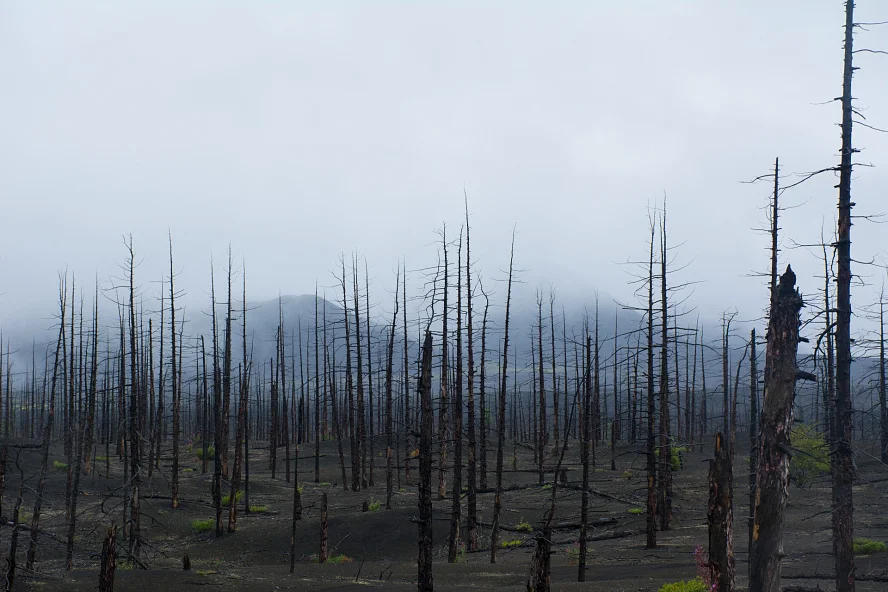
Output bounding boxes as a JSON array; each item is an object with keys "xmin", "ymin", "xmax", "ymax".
[
  {"xmin": 658, "ymin": 211, "xmax": 672, "ymax": 531},
  {"xmin": 479, "ymin": 287, "xmax": 489, "ymax": 490},
  {"xmin": 98, "ymin": 524, "xmax": 117, "ymax": 592},
  {"xmin": 578, "ymin": 332, "xmax": 591, "ymax": 580},
  {"xmin": 645, "ymin": 218, "xmax": 657, "ymax": 549},
  {"xmin": 315, "ymin": 286, "xmax": 321, "ymax": 483},
  {"xmin": 319, "ymin": 492, "xmax": 328, "ymax": 563},
  {"xmin": 708, "ymin": 432, "xmax": 735, "ymax": 592},
  {"xmin": 748, "ymin": 328, "xmax": 758, "ymax": 558},
  {"xmin": 448, "ymin": 230, "xmax": 464, "ymax": 562},
  {"xmin": 417, "ymin": 330, "xmax": 434, "ymax": 592},
  {"xmin": 880, "ymin": 294, "xmax": 888, "ymax": 464},
  {"xmin": 832, "ymin": 7, "xmax": 856, "ymax": 588},
  {"xmin": 439, "ymin": 231, "xmax": 450, "ymax": 501},
  {"xmin": 170, "ymin": 238, "xmax": 181, "ymax": 510},
  {"xmin": 749, "ymin": 267, "xmax": 803, "ymax": 592},
  {"xmin": 341, "ymin": 258, "xmax": 358, "ymax": 492},
  {"xmin": 465, "ymin": 205, "xmax": 478, "ymax": 552},
  {"xmin": 210, "ymin": 263, "xmax": 223, "ymax": 537},
  {"xmin": 403, "ymin": 263, "xmax": 412, "ymax": 487},
  {"xmin": 27, "ymin": 278, "xmax": 66, "ymax": 572},
  {"xmin": 385, "ymin": 272, "xmax": 399, "ymax": 510},
  {"xmin": 365, "ymin": 261, "xmax": 375, "ymax": 488},
  {"xmin": 353, "ymin": 259, "xmax": 367, "ymax": 490},
  {"xmin": 6, "ymin": 460, "xmax": 24, "ymax": 592},
  {"xmin": 490, "ymin": 233, "xmax": 515, "ymax": 564},
  {"xmin": 221, "ymin": 250, "xmax": 233, "ymax": 480}
]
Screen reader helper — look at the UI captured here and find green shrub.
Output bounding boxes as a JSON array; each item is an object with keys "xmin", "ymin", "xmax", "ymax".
[
  {"xmin": 541, "ymin": 483, "xmax": 552, "ymax": 491},
  {"xmin": 628, "ymin": 507, "xmax": 644, "ymax": 515},
  {"xmin": 318, "ymin": 481, "xmax": 332, "ymax": 487},
  {"xmin": 621, "ymin": 469, "xmax": 633, "ymax": 479},
  {"xmin": 516, "ymin": 520, "xmax": 533, "ymax": 533},
  {"xmin": 249, "ymin": 505, "xmax": 268, "ymax": 513},
  {"xmin": 670, "ymin": 446, "xmax": 688, "ymax": 472},
  {"xmin": 789, "ymin": 424, "xmax": 829, "ymax": 487},
  {"xmin": 853, "ymin": 538, "xmax": 887, "ymax": 555},
  {"xmin": 196, "ymin": 446, "xmax": 215, "ymax": 461},
  {"xmin": 367, "ymin": 498, "xmax": 382, "ymax": 512},
  {"xmin": 658, "ymin": 577, "xmax": 708, "ymax": 592},
  {"xmin": 53, "ymin": 460, "xmax": 68, "ymax": 471},
  {"xmin": 565, "ymin": 544, "xmax": 580, "ymax": 565},
  {"xmin": 500, "ymin": 539, "xmax": 523, "ymax": 548},
  {"xmin": 221, "ymin": 490, "xmax": 244, "ymax": 506},
  {"xmin": 191, "ymin": 519, "xmax": 215, "ymax": 533},
  {"xmin": 96, "ymin": 455, "xmax": 109, "ymax": 462},
  {"xmin": 327, "ymin": 554, "xmax": 353, "ymax": 563}
]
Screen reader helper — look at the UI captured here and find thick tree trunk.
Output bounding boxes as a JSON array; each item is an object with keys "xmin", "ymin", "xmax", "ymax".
[
  {"xmin": 98, "ymin": 524, "xmax": 117, "ymax": 592},
  {"xmin": 749, "ymin": 267, "xmax": 803, "ymax": 592},
  {"xmin": 448, "ymin": 231, "xmax": 464, "ymax": 562},
  {"xmin": 708, "ymin": 432, "xmax": 735, "ymax": 592}
]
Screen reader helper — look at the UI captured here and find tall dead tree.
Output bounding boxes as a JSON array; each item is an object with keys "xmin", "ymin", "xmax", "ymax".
[
  {"xmin": 465, "ymin": 204, "xmax": 479, "ymax": 551},
  {"xmin": 27, "ymin": 276, "xmax": 65, "ymax": 572},
  {"xmin": 417, "ymin": 330, "xmax": 434, "ymax": 592},
  {"xmin": 222, "ymin": 250, "xmax": 233, "ymax": 480},
  {"xmin": 170, "ymin": 237, "xmax": 181, "ymax": 510},
  {"xmin": 385, "ymin": 271, "xmax": 399, "ymax": 509},
  {"xmin": 341, "ymin": 258, "xmax": 358, "ymax": 492},
  {"xmin": 439, "ymin": 229, "xmax": 450, "ymax": 501},
  {"xmin": 211, "ymin": 263, "xmax": 223, "ymax": 537},
  {"xmin": 353, "ymin": 259, "xmax": 367, "ymax": 490},
  {"xmin": 880, "ymin": 292, "xmax": 888, "ymax": 464},
  {"xmin": 749, "ymin": 266, "xmax": 804, "ymax": 592},
  {"xmin": 748, "ymin": 328, "xmax": 758, "ymax": 557},
  {"xmin": 490, "ymin": 232, "xmax": 515, "ymax": 564},
  {"xmin": 479, "ymin": 283, "xmax": 490, "ymax": 490},
  {"xmin": 125, "ymin": 237, "xmax": 141, "ymax": 560},
  {"xmin": 645, "ymin": 218, "xmax": 657, "ymax": 549},
  {"xmin": 448, "ymin": 230, "xmax": 464, "ymax": 563},
  {"xmin": 658, "ymin": 210, "xmax": 673, "ymax": 531},
  {"xmin": 832, "ymin": 3, "xmax": 856, "ymax": 590}
]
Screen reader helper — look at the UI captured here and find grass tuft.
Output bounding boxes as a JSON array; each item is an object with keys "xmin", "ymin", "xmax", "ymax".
[
  {"xmin": 500, "ymin": 539, "xmax": 523, "ymax": 548},
  {"xmin": 853, "ymin": 538, "xmax": 887, "ymax": 555},
  {"xmin": 658, "ymin": 577, "xmax": 708, "ymax": 592},
  {"xmin": 53, "ymin": 460, "xmax": 68, "ymax": 471},
  {"xmin": 191, "ymin": 518, "xmax": 215, "ymax": 533},
  {"xmin": 628, "ymin": 507, "xmax": 644, "ymax": 515}
]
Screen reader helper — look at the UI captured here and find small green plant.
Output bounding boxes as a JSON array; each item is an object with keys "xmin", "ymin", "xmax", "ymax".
[
  {"xmin": 500, "ymin": 539, "xmax": 523, "ymax": 548},
  {"xmin": 670, "ymin": 446, "xmax": 688, "ymax": 472},
  {"xmin": 249, "ymin": 505, "xmax": 268, "ymax": 513},
  {"xmin": 658, "ymin": 577, "xmax": 708, "ymax": 592},
  {"xmin": 516, "ymin": 520, "xmax": 533, "ymax": 533},
  {"xmin": 318, "ymin": 481, "xmax": 332, "ymax": 487},
  {"xmin": 191, "ymin": 518, "xmax": 215, "ymax": 533},
  {"xmin": 183, "ymin": 467, "xmax": 194, "ymax": 473},
  {"xmin": 628, "ymin": 507, "xmax": 644, "ymax": 515},
  {"xmin": 541, "ymin": 483, "xmax": 552, "ymax": 491},
  {"xmin": 455, "ymin": 542, "xmax": 467, "ymax": 563},
  {"xmin": 327, "ymin": 554, "xmax": 353, "ymax": 563},
  {"xmin": 195, "ymin": 446, "xmax": 215, "ymax": 461},
  {"xmin": 621, "ymin": 469, "xmax": 633, "ymax": 479},
  {"xmin": 96, "ymin": 455, "xmax": 109, "ymax": 462},
  {"xmin": 367, "ymin": 498, "xmax": 382, "ymax": 512},
  {"xmin": 853, "ymin": 538, "xmax": 887, "ymax": 555},
  {"xmin": 53, "ymin": 460, "xmax": 68, "ymax": 471},
  {"xmin": 789, "ymin": 424, "xmax": 830, "ymax": 487},
  {"xmin": 565, "ymin": 544, "xmax": 580, "ymax": 565},
  {"xmin": 221, "ymin": 490, "xmax": 244, "ymax": 506}
]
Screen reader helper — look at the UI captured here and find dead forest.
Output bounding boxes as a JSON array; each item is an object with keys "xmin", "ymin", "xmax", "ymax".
[{"xmin": 1, "ymin": 3, "xmax": 887, "ymax": 592}]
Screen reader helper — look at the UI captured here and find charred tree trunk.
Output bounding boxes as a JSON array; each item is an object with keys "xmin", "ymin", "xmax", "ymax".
[
  {"xmin": 465, "ymin": 205, "xmax": 478, "ymax": 552},
  {"xmin": 748, "ymin": 328, "xmax": 758, "ymax": 558},
  {"xmin": 749, "ymin": 267, "xmax": 803, "ymax": 592},
  {"xmin": 170, "ymin": 238, "xmax": 181, "ymax": 510},
  {"xmin": 645, "ymin": 219, "xmax": 657, "ymax": 549},
  {"xmin": 319, "ymin": 492, "xmax": 328, "ymax": 564},
  {"xmin": 479, "ymin": 286, "xmax": 490, "ymax": 490},
  {"xmin": 439, "ymin": 232, "xmax": 450, "ymax": 501},
  {"xmin": 448, "ymin": 230, "xmax": 464, "ymax": 562},
  {"xmin": 385, "ymin": 272, "xmax": 399, "ymax": 510},
  {"xmin": 832, "ymin": 5, "xmax": 856, "ymax": 590},
  {"xmin": 708, "ymin": 432, "xmax": 735, "ymax": 592},
  {"xmin": 490, "ymin": 233, "xmax": 514, "ymax": 564},
  {"xmin": 417, "ymin": 330, "xmax": 434, "ymax": 592},
  {"xmin": 98, "ymin": 524, "xmax": 117, "ymax": 592},
  {"xmin": 578, "ymin": 332, "xmax": 591, "ymax": 581}
]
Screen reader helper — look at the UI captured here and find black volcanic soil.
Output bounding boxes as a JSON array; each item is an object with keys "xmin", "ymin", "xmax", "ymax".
[{"xmin": 3, "ymin": 435, "xmax": 886, "ymax": 591}]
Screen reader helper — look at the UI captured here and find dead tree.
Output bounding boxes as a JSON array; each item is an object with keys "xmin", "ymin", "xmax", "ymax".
[
  {"xmin": 27, "ymin": 276, "xmax": 65, "ymax": 572},
  {"xmin": 98, "ymin": 524, "xmax": 117, "ymax": 592},
  {"xmin": 479, "ymin": 284, "xmax": 490, "ymax": 490},
  {"xmin": 749, "ymin": 266, "xmax": 804, "ymax": 592},
  {"xmin": 340, "ymin": 258, "xmax": 358, "ymax": 492},
  {"xmin": 170, "ymin": 237, "xmax": 181, "ymax": 510},
  {"xmin": 880, "ymin": 293, "xmax": 888, "ymax": 464},
  {"xmin": 319, "ymin": 492, "xmax": 328, "ymax": 563},
  {"xmin": 353, "ymin": 258, "xmax": 368, "ymax": 490},
  {"xmin": 748, "ymin": 328, "xmax": 758, "ymax": 557},
  {"xmin": 465, "ymin": 204, "xmax": 479, "ymax": 551},
  {"xmin": 417, "ymin": 330, "xmax": 434, "ymax": 592},
  {"xmin": 221, "ymin": 249, "xmax": 233, "ymax": 480},
  {"xmin": 439, "ymin": 230, "xmax": 450, "ymax": 501},
  {"xmin": 210, "ymin": 263, "xmax": 223, "ymax": 537},
  {"xmin": 832, "ymin": 3, "xmax": 856, "ymax": 590},
  {"xmin": 125, "ymin": 237, "xmax": 141, "ymax": 560},
  {"xmin": 578, "ymin": 332, "xmax": 591, "ymax": 580},
  {"xmin": 448, "ymin": 229, "xmax": 464, "ymax": 563},
  {"xmin": 657, "ymin": 208, "xmax": 673, "ymax": 532},
  {"xmin": 645, "ymin": 218, "xmax": 657, "ymax": 549},
  {"xmin": 708, "ymin": 432, "xmax": 735, "ymax": 592},
  {"xmin": 490, "ymin": 231, "xmax": 514, "ymax": 564},
  {"xmin": 6, "ymin": 455, "xmax": 24, "ymax": 592},
  {"xmin": 385, "ymin": 271, "xmax": 399, "ymax": 510},
  {"xmin": 315, "ymin": 285, "xmax": 322, "ymax": 483}
]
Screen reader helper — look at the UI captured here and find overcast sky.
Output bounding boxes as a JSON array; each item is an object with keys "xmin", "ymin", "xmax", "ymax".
[{"xmin": 1, "ymin": 1, "xmax": 887, "ymax": 341}]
